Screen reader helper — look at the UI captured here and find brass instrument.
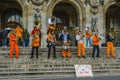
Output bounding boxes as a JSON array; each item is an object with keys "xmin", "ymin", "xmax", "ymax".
[
  {"xmin": 34, "ymin": 20, "xmax": 41, "ymax": 28},
  {"xmin": 97, "ymin": 35, "xmax": 101, "ymax": 41},
  {"xmin": 80, "ymin": 34, "xmax": 85, "ymax": 40},
  {"xmin": 51, "ymin": 16, "xmax": 56, "ymax": 23},
  {"xmin": 32, "ymin": 32, "xmax": 39, "ymax": 39},
  {"xmin": 31, "ymin": 32, "xmax": 39, "ymax": 45},
  {"xmin": 94, "ymin": 32, "xmax": 101, "ymax": 41},
  {"xmin": 48, "ymin": 16, "xmax": 56, "ymax": 25},
  {"xmin": 109, "ymin": 32, "xmax": 114, "ymax": 39}
]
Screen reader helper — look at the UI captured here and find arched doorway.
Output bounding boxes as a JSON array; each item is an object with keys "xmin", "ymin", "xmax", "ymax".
[
  {"xmin": 0, "ymin": 0, "xmax": 22, "ymax": 29},
  {"xmin": 106, "ymin": 4, "xmax": 120, "ymax": 46},
  {"xmin": 52, "ymin": 1, "xmax": 79, "ymax": 46}
]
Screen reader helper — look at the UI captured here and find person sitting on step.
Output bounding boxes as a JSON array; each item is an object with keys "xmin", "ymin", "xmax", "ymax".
[{"xmin": 59, "ymin": 27, "xmax": 71, "ymax": 58}]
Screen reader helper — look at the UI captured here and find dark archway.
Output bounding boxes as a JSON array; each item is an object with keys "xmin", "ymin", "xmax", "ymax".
[
  {"xmin": 0, "ymin": 0, "xmax": 22, "ymax": 29},
  {"xmin": 53, "ymin": 2, "xmax": 78, "ymax": 27},
  {"xmin": 53, "ymin": 1, "xmax": 78, "ymax": 46},
  {"xmin": 106, "ymin": 5, "xmax": 120, "ymax": 46}
]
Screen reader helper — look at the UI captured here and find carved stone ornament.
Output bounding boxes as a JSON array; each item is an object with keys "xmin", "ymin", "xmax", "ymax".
[
  {"xmin": 85, "ymin": 0, "xmax": 104, "ymax": 8},
  {"xmin": 31, "ymin": 0, "xmax": 49, "ymax": 5}
]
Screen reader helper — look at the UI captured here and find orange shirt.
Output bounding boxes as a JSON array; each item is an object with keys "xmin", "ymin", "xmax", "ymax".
[
  {"xmin": 31, "ymin": 30, "xmax": 39, "ymax": 36},
  {"xmin": 9, "ymin": 34, "xmax": 17, "ymax": 44},
  {"xmin": 32, "ymin": 37, "xmax": 40, "ymax": 47},
  {"xmin": 49, "ymin": 25, "xmax": 55, "ymax": 31},
  {"xmin": 15, "ymin": 27, "xmax": 23, "ymax": 38},
  {"xmin": 47, "ymin": 34, "xmax": 56, "ymax": 42},
  {"xmin": 85, "ymin": 30, "xmax": 92, "ymax": 38},
  {"xmin": 92, "ymin": 35, "xmax": 99, "ymax": 46}
]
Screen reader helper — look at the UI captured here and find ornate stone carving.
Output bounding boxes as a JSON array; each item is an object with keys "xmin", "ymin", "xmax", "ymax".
[
  {"xmin": 85, "ymin": 0, "xmax": 104, "ymax": 31},
  {"xmin": 31, "ymin": 0, "xmax": 49, "ymax": 5},
  {"xmin": 84, "ymin": 0, "xmax": 104, "ymax": 8}
]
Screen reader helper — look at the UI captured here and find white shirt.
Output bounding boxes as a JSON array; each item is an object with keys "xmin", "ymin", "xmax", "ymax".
[{"xmin": 76, "ymin": 34, "xmax": 84, "ymax": 43}]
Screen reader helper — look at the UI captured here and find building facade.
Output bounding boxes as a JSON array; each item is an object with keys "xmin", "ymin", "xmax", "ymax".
[{"xmin": 0, "ymin": 0, "xmax": 120, "ymax": 47}]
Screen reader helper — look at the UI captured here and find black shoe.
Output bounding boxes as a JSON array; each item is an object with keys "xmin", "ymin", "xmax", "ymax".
[
  {"xmin": 15, "ymin": 56, "xmax": 19, "ymax": 59},
  {"xmin": 36, "ymin": 57, "xmax": 39, "ymax": 59},
  {"xmin": 96, "ymin": 56, "xmax": 100, "ymax": 58},
  {"xmin": 82, "ymin": 56, "xmax": 86, "ymax": 58},
  {"xmin": 30, "ymin": 57, "xmax": 33, "ymax": 59},
  {"xmin": 54, "ymin": 56, "xmax": 57, "ymax": 58}
]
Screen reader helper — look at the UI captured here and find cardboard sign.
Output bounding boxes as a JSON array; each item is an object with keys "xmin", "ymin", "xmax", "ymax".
[{"xmin": 74, "ymin": 65, "xmax": 93, "ymax": 77}]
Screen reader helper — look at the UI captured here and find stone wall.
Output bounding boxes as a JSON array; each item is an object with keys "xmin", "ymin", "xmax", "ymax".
[{"xmin": 4, "ymin": 0, "xmax": 118, "ymax": 47}]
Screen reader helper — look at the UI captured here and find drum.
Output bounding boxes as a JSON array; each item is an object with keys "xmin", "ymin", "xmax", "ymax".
[
  {"xmin": 62, "ymin": 45, "xmax": 70, "ymax": 50},
  {"xmin": 48, "ymin": 42, "xmax": 56, "ymax": 47}
]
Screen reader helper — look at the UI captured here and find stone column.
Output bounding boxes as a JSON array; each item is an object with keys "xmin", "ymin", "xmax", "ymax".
[
  {"xmin": 0, "ymin": 13, "xmax": 1, "ymax": 26},
  {"xmin": 26, "ymin": 3, "xmax": 34, "ymax": 46},
  {"xmin": 97, "ymin": 7, "xmax": 105, "ymax": 46},
  {"xmin": 40, "ymin": 12, "xmax": 48, "ymax": 48}
]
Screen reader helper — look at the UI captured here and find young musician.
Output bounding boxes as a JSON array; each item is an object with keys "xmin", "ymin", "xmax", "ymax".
[
  {"xmin": 92, "ymin": 32, "xmax": 100, "ymax": 58},
  {"xmin": 31, "ymin": 27, "xmax": 39, "ymax": 36},
  {"xmin": 59, "ymin": 27, "xmax": 71, "ymax": 58},
  {"xmin": 106, "ymin": 31, "xmax": 115, "ymax": 58},
  {"xmin": 9, "ymin": 29, "xmax": 19, "ymax": 58},
  {"xmin": 15, "ymin": 26, "xmax": 23, "ymax": 46},
  {"xmin": 47, "ymin": 30, "xmax": 57, "ymax": 59},
  {"xmin": 76, "ymin": 30, "xmax": 86, "ymax": 58},
  {"xmin": 30, "ymin": 32, "xmax": 40, "ymax": 59},
  {"xmin": 85, "ymin": 27, "xmax": 92, "ymax": 47}
]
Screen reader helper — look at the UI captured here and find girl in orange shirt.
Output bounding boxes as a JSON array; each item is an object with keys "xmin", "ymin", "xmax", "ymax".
[
  {"xmin": 92, "ymin": 32, "xmax": 100, "ymax": 58},
  {"xmin": 31, "ymin": 32, "xmax": 40, "ymax": 59},
  {"xmin": 47, "ymin": 30, "xmax": 57, "ymax": 59},
  {"xmin": 9, "ymin": 29, "xmax": 19, "ymax": 58}
]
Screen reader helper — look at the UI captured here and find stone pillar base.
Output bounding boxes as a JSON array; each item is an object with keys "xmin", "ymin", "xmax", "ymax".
[{"xmin": 41, "ymin": 34, "xmax": 47, "ymax": 48}]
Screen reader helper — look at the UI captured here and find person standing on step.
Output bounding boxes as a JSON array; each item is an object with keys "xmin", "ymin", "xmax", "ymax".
[
  {"xmin": 22, "ymin": 29, "xmax": 30, "ymax": 47},
  {"xmin": 15, "ymin": 26, "xmax": 23, "ymax": 47},
  {"xmin": 85, "ymin": 27, "xmax": 92, "ymax": 47},
  {"xmin": 59, "ymin": 27, "xmax": 71, "ymax": 58},
  {"xmin": 30, "ymin": 31, "xmax": 40, "ymax": 59},
  {"xmin": 106, "ymin": 31, "xmax": 115, "ymax": 58},
  {"xmin": 76, "ymin": 30, "xmax": 86, "ymax": 58},
  {"xmin": 92, "ymin": 32, "xmax": 100, "ymax": 58},
  {"xmin": 1, "ymin": 29, "xmax": 8, "ymax": 49},
  {"xmin": 9, "ymin": 29, "xmax": 19, "ymax": 59},
  {"xmin": 47, "ymin": 30, "xmax": 57, "ymax": 59}
]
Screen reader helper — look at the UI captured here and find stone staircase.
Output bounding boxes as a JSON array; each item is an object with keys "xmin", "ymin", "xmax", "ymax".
[{"xmin": 0, "ymin": 47, "xmax": 120, "ymax": 79}]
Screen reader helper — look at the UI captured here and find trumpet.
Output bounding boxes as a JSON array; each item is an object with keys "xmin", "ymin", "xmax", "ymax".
[
  {"xmin": 96, "ymin": 35, "xmax": 101, "ymax": 41},
  {"xmin": 80, "ymin": 34, "xmax": 85, "ymax": 39},
  {"xmin": 110, "ymin": 33, "xmax": 114, "ymax": 39},
  {"xmin": 95, "ymin": 32, "xmax": 101, "ymax": 41}
]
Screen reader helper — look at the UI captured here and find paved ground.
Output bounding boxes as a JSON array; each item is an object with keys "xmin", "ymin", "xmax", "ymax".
[{"xmin": 11, "ymin": 76, "xmax": 120, "ymax": 80}]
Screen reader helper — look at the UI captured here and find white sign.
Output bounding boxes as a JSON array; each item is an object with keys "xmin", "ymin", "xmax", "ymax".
[{"xmin": 74, "ymin": 65, "xmax": 93, "ymax": 77}]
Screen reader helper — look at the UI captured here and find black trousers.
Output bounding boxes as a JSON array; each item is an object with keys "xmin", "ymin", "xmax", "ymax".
[
  {"xmin": 48, "ymin": 45, "xmax": 56, "ymax": 59},
  {"xmin": 92, "ymin": 45, "xmax": 100, "ymax": 58},
  {"xmin": 31, "ymin": 46, "xmax": 39, "ymax": 58}
]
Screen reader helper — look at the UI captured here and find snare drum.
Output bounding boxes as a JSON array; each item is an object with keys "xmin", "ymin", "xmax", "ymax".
[{"xmin": 62, "ymin": 45, "xmax": 70, "ymax": 50}]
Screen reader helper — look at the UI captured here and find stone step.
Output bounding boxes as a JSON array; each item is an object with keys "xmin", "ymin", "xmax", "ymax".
[
  {"xmin": 0, "ymin": 47, "xmax": 119, "ymax": 78},
  {"xmin": 0, "ymin": 66, "xmax": 120, "ymax": 71}
]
